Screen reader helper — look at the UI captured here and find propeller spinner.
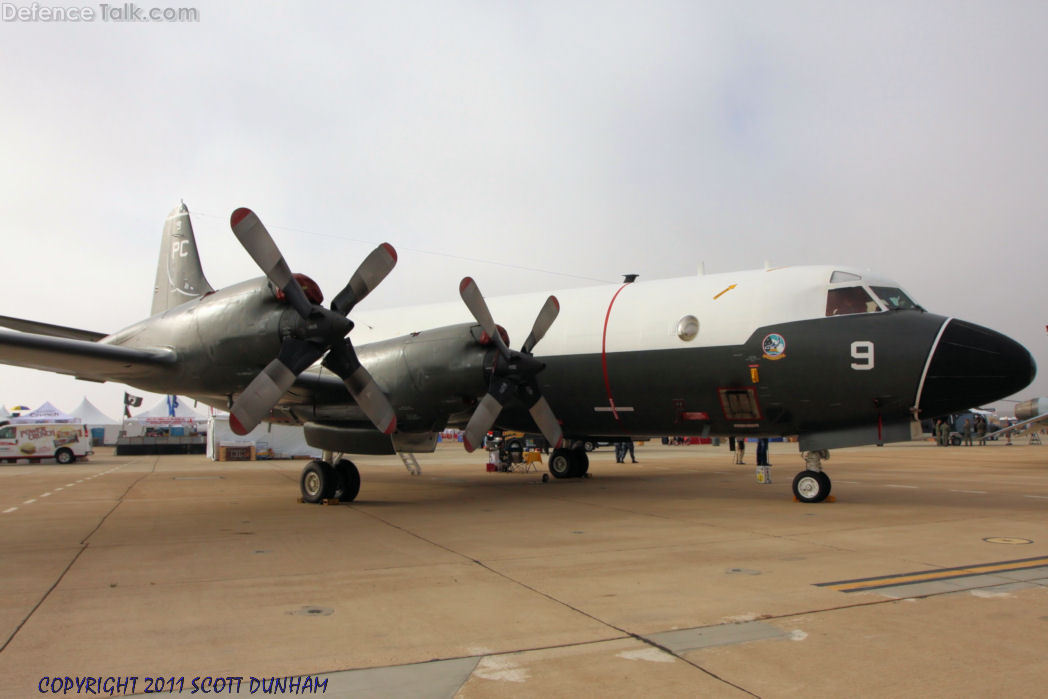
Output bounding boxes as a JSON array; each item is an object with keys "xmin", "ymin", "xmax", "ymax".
[
  {"xmin": 228, "ymin": 208, "xmax": 397, "ymax": 436},
  {"xmin": 459, "ymin": 277, "xmax": 563, "ymax": 452}
]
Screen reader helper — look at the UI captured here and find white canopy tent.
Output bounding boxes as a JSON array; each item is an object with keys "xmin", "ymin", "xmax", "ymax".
[
  {"xmin": 9, "ymin": 401, "xmax": 80, "ymax": 424},
  {"xmin": 70, "ymin": 397, "xmax": 121, "ymax": 445},
  {"xmin": 122, "ymin": 396, "xmax": 209, "ymax": 437},
  {"xmin": 134, "ymin": 396, "xmax": 208, "ymax": 422}
]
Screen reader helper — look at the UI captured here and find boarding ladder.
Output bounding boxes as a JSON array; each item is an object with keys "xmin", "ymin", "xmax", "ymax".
[{"xmin": 398, "ymin": 452, "xmax": 421, "ymax": 475}]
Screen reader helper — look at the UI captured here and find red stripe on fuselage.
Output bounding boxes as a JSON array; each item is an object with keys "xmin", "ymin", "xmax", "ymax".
[{"xmin": 601, "ymin": 283, "xmax": 632, "ymax": 423}]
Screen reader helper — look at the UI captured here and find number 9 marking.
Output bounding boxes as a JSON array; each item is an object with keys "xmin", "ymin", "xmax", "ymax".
[{"xmin": 851, "ymin": 341, "xmax": 874, "ymax": 370}]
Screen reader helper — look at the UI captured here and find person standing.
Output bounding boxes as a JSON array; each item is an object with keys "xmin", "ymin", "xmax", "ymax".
[
  {"xmin": 756, "ymin": 437, "xmax": 770, "ymax": 466},
  {"xmin": 624, "ymin": 437, "xmax": 637, "ymax": 463},
  {"xmin": 963, "ymin": 417, "xmax": 973, "ymax": 446}
]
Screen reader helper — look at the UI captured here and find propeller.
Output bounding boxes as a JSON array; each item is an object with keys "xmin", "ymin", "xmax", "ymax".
[
  {"xmin": 458, "ymin": 277, "xmax": 563, "ymax": 452},
  {"xmin": 228, "ymin": 207, "xmax": 398, "ymax": 436}
]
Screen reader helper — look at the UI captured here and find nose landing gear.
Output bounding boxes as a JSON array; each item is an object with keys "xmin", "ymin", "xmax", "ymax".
[{"xmin": 793, "ymin": 450, "xmax": 832, "ymax": 503}]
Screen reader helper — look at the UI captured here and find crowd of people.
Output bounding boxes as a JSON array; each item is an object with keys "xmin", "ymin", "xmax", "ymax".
[{"xmin": 934, "ymin": 415, "xmax": 991, "ymax": 446}]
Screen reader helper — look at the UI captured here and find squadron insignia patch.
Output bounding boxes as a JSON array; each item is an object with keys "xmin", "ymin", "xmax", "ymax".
[{"xmin": 762, "ymin": 333, "xmax": 786, "ymax": 360}]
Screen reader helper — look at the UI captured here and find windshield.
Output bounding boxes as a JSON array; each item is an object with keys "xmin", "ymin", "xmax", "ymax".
[
  {"xmin": 826, "ymin": 286, "xmax": 879, "ymax": 316},
  {"xmin": 871, "ymin": 286, "xmax": 920, "ymax": 311}
]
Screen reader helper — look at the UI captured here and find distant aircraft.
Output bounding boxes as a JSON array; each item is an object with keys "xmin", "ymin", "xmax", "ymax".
[
  {"xmin": 986, "ymin": 397, "xmax": 1048, "ymax": 441},
  {"xmin": 0, "ymin": 204, "xmax": 1036, "ymax": 503}
]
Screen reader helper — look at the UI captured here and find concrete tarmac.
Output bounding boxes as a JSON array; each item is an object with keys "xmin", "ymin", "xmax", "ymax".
[{"xmin": 1, "ymin": 440, "xmax": 1046, "ymax": 697}]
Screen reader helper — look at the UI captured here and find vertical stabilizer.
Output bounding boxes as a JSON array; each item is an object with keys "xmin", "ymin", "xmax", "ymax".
[{"xmin": 151, "ymin": 202, "xmax": 214, "ymax": 315}]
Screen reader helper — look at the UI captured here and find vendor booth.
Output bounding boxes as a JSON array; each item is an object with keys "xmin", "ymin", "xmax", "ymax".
[
  {"xmin": 207, "ymin": 415, "xmax": 320, "ymax": 461},
  {"xmin": 69, "ymin": 397, "xmax": 121, "ymax": 445}
]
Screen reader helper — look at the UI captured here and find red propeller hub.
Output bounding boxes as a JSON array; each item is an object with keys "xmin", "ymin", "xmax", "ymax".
[{"xmin": 275, "ymin": 273, "xmax": 323, "ymax": 305}]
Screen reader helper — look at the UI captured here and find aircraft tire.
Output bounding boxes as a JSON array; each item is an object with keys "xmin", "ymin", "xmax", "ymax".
[
  {"xmin": 548, "ymin": 448, "xmax": 575, "ymax": 479},
  {"xmin": 817, "ymin": 471, "xmax": 831, "ymax": 498},
  {"xmin": 792, "ymin": 470, "xmax": 831, "ymax": 503},
  {"xmin": 573, "ymin": 449, "xmax": 589, "ymax": 476},
  {"xmin": 54, "ymin": 448, "xmax": 75, "ymax": 465},
  {"xmin": 301, "ymin": 460, "xmax": 336, "ymax": 503},
  {"xmin": 582, "ymin": 440, "xmax": 596, "ymax": 452},
  {"xmin": 334, "ymin": 459, "xmax": 361, "ymax": 502}
]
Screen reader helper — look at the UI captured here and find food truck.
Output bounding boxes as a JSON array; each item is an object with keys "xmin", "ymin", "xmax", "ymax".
[{"xmin": 0, "ymin": 423, "xmax": 93, "ymax": 463}]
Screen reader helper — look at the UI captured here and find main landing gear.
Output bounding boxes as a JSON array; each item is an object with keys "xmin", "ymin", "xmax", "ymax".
[
  {"xmin": 300, "ymin": 456, "xmax": 361, "ymax": 504},
  {"xmin": 792, "ymin": 450, "xmax": 832, "ymax": 503},
  {"xmin": 548, "ymin": 446, "xmax": 589, "ymax": 479}
]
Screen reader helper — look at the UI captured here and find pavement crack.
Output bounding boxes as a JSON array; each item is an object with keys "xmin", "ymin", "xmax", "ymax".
[
  {"xmin": 0, "ymin": 459, "xmax": 157, "ymax": 656},
  {"xmin": 350, "ymin": 506, "xmax": 761, "ymax": 697}
]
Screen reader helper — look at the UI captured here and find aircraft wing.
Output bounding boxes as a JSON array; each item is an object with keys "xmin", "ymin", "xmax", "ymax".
[
  {"xmin": 0, "ymin": 329, "xmax": 176, "ymax": 383},
  {"xmin": 0, "ymin": 314, "xmax": 107, "ymax": 342},
  {"xmin": 985, "ymin": 413, "xmax": 1048, "ymax": 440}
]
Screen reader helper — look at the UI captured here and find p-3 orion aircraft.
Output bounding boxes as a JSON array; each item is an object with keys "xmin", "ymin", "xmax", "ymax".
[{"xmin": 0, "ymin": 204, "xmax": 1035, "ymax": 503}]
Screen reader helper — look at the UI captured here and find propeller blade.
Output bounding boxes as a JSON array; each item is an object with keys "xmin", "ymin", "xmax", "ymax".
[
  {"xmin": 518, "ymin": 377, "xmax": 563, "ymax": 449},
  {"xmin": 459, "ymin": 277, "xmax": 510, "ymax": 356},
  {"xmin": 230, "ymin": 358, "xmax": 297, "ymax": 435},
  {"xmin": 230, "ymin": 208, "xmax": 313, "ymax": 318},
  {"xmin": 331, "ymin": 243, "xmax": 398, "ymax": 315},
  {"xmin": 527, "ymin": 395, "xmax": 564, "ymax": 449},
  {"xmin": 462, "ymin": 382, "xmax": 514, "ymax": 453},
  {"xmin": 521, "ymin": 295, "xmax": 560, "ymax": 355},
  {"xmin": 230, "ymin": 336, "xmax": 325, "ymax": 435},
  {"xmin": 462, "ymin": 394, "xmax": 501, "ymax": 453},
  {"xmin": 323, "ymin": 340, "xmax": 397, "ymax": 435}
]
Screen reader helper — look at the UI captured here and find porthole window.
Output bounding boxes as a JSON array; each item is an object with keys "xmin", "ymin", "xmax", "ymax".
[{"xmin": 677, "ymin": 315, "xmax": 699, "ymax": 341}]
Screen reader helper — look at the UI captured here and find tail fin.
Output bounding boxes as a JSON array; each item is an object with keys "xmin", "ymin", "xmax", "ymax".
[{"xmin": 151, "ymin": 202, "xmax": 214, "ymax": 315}]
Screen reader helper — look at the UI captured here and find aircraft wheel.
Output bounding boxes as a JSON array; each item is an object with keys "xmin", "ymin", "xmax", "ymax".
[
  {"xmin": 301, "ymin": 460, "xmax": 336, "ymax": 503},
  {"xmin": 334, "ymin": 459, "xmax": 361, "ymax": 502},
  {"xmin": 792, "ymin": 470, "xmax": 831, "ymax": 503},
  {"xmin": 55, "ymin": 448, "xmax": 75, "ymax": 465},
  {"xmin": 548, "ymin": 448, "xmax": 575, "ymax": 479},
  {"xmin": 582, "ymin": 440, "xmax": 596, "ymax": 452},
  {"xmin": 817, "ymin": 471, "xmax": 831, "ymax": 497},
  {"xmin": 574, "ymin": 448, "xmax": 589, "ymax": 476}
]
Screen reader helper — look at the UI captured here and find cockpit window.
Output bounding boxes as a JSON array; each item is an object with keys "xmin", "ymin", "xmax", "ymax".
[
  {"xmin": 871, "ymin": 286, "xmax": 919, "ymax": 311},
  {"xmin": 826, "ymin": 286, "xmax": 879, "ymax": 316},
  {"xmin": 830, "ymin": 271, "xmax": 862, "ymax": 283}
]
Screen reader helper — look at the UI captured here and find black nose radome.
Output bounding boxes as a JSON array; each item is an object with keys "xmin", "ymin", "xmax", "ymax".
[{"xmin": 919, "ymin": 319, "xmax": 1036, "ymax": 417}]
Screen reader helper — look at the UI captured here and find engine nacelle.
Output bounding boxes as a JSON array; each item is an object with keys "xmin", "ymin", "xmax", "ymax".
[
  {"xmin": 356, "ymin": 322, "xmax": 492, "ymax": 433},
  {"xmin": 1015, "ymin": 397, "xmax": 1047, "ymax": 422}
]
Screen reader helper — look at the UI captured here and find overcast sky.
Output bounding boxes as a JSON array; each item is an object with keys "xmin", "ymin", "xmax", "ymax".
[{"xmin": 0, "ymin": 1, "xmax": 1045, "ymax": 420}]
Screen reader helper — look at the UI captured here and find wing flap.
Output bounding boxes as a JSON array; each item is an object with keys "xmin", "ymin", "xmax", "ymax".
[{"xmin": 0, "ymin": 330, "xmax": 176, "ymax": 382}]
